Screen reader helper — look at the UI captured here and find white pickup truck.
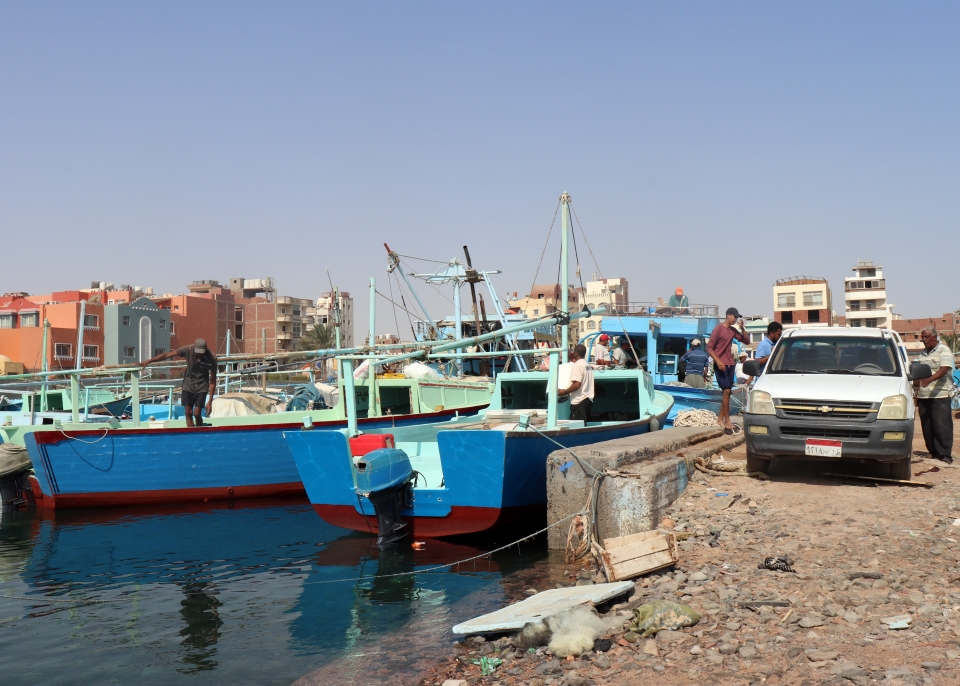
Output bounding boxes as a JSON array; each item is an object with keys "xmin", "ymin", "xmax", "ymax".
[{"xmin": 742, "ymin": 327, "xmax": 933, "ymax": 480}]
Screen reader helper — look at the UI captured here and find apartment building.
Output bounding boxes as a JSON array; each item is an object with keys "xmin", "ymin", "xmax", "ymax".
[
  {"xmin": 772, "ymin": 276, "xmax": 833, "ymax": 327},
  {"xmin": 0, "ymin": 293, "xmax": 106, "ymax": 372},
  {"xmin": 844, "ymin": 261, "xmax": 898, "ymax": 328},
  {"xmin": 315, "ymin": 291, "xmax": 355, "ymax": 348},
  {"xmin": 577, "ymin": 277, "xmax": 629, "ymax": 335}
]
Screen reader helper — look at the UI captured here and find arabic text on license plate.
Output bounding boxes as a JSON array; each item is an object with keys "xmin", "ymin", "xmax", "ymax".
[{"xmin": 806, "ymin": 438, "xmax": 842, "ymax": 457}]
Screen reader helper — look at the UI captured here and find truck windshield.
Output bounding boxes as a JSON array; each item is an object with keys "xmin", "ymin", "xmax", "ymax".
[{"xmin": 767, "ymin": 337, "xmax": 900, "ymax": 376}]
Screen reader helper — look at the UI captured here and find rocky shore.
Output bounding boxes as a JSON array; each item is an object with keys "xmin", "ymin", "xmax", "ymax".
[{"xmin": 423, "ymin": 417, "xmax": 960, "ymax": 686}]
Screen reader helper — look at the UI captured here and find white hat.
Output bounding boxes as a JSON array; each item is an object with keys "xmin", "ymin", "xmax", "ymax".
[
  {"xmin": 691, "ymin": 339, "xmax": 701, "ymax": 347},
  {"xmin": 738, "ymin": 350, "xmax": 748, "ymax": 358}
]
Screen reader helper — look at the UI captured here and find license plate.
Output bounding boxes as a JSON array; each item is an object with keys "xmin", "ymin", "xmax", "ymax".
[{"xmin": 805, "ymin": 438, "xmax": 842, "ymax": 457}]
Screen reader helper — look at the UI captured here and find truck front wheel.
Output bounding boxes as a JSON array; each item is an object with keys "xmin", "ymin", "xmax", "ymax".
[
  {"xmin": 887, "ymin": 456, "xmax": 912, "ymax": 481},
  {"xmin": 746, "ymin": 449, "xmax": 771, "ymax": 476}
]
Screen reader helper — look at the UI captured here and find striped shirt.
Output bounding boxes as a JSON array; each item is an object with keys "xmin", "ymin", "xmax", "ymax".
[{"xmin": 916, "ymin": 341, "xmax": 956, "ymax": 399}]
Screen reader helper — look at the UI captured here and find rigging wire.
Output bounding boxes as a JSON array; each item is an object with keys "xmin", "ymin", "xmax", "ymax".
[
  {"xmin": 386, "ymin": 271, "xmax": 402, "ymax": 340},
  {"xmin": 570, "ymin": 205, "xmax": 642, "ymax": 365},
  {"xmin": 526, "ymin": 198, "xmax": 562, "ymax": 305}
]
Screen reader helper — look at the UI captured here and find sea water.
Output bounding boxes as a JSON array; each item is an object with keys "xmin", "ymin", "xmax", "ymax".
[{"xmin": 0, "ymin": 501, "xmax": 553, "ymax": 685}]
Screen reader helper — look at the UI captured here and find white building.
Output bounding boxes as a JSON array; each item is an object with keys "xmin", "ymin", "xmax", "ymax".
[
  {"xmin": 577, "ymin": 276, "xmax": 629, "ymax": 336},
  {"xmin": 314, "ymin": 291, "xmax": 354, "ymax": 347},
  {"xmin": 844, "ymin": 261, "xmax": 898, "ymax": 329}
]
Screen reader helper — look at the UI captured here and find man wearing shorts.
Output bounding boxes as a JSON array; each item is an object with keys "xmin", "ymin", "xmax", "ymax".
[
  {"xmin": 142, "ymin": 338, "xmax": 218, "ymax": 427},
  {"xmin": 707, "ymin": 308, "xmax": 748, "ymax": 433}
]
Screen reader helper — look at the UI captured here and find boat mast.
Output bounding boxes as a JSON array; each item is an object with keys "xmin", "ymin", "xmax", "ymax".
[
  {"xmin": 40, "ymin": 318, "xmax": 49, "ymax": 412},
  {"xmin": 560, "ymin": 192, "xmax": 571, "ymax": 364},
  {"xmin": 368, "ymin": 277, "xmax": 378, "ymax": 418}
]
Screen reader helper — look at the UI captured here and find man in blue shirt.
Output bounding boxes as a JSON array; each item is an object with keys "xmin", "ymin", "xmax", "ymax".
[
  {"xmin": 753, "ymin": 322, "xmax": 784, "ymax": 374},
  {"xmin": 680, "ymin": 339, "xmax": 710, "ymax": 388}
]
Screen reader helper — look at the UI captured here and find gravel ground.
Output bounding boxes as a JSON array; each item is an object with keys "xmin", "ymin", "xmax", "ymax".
[{"xmin": 423, "ymin": 414, "xmax": 960, "ymax": 686}]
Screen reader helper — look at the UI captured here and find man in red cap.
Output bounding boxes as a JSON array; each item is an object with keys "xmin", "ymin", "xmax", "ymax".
[{"xmin": 592, "ymin": 334, "xmax": 612, "ymax": 367}]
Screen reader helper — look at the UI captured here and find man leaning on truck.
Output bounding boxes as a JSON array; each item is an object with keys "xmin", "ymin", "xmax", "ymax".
[{"xmin": 914, "ymin": 326, "xmax": 955, "ymax": 464}]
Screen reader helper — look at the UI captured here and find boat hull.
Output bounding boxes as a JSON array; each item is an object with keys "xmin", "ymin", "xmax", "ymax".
[
  {"xmin": 23, "ymin": 406, "xmax": 487, "ymax": 509},
  {"xmin": 286, "ymin": 405, "xmax": 672, "ymax": 538},
  {"xmin": 655, "ymin": 384, "xmax": 746, "ymax": 422}
]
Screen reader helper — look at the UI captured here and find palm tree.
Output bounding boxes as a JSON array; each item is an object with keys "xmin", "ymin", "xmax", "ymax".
[{"xmin": 298, "ymin": 324, "xmax": 336, "ymax": 351}]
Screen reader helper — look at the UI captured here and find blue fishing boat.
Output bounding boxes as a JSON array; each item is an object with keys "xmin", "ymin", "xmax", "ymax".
[
  {"xmin": 581, "ymin": 309, "xmax": 748, "ymax": 422},
  {"xmin": 283, "ymin": 193, "xmax": 675, "ymax": 540}
]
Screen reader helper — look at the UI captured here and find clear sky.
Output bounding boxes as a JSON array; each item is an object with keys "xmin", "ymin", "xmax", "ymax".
[{"xmin": 2, "ymin": 2, "xmax": 958, "ymax": 341}]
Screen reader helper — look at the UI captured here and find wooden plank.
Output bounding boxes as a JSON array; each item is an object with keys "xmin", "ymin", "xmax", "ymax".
[
  {"xmin": 608, "ymin": 549, "xmax": 677, "ymax": 580},
  {"xmin": 452, "ymin": 581, "xmax": 635, "ymax": 634},
  {"xmin": 604, "ymin": 529, "xmax": 659, "ymax": 551},
  {"xmin": 604, "ymin": 536, "xmax": 670, "ymax": 566}
]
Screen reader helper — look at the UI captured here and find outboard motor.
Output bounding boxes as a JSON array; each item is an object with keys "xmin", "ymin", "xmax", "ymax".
[
  {"xmin": 0, "ymin": 444, "xmax": 31, "ymax": 508},
  {"xmin": 351, "ymin": 436, "xmax": 414, "ymax": 547}
]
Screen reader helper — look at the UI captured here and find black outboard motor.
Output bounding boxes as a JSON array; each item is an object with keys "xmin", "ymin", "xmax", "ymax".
[
  {"xmin": 353, "ymin": 447, "xmax": 414, "ymax": 547},
  {"xmin": 0, "ymin": 444, "xmax": 32, "ymax": 508}
]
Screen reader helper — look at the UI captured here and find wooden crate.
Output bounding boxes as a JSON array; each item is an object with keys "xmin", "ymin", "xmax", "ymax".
[{"xmin": 596, "ymin": 529, "xmax": 679, "ymax": 582}]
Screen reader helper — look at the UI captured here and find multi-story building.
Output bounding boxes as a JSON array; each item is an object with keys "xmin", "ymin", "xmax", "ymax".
[
  {"xmin": 844, "ymin": 261, "xmax": 897, "ymax": 329},
  {"xmin": 577, "ymin": 277, "xmax": 629, "ymax": 336},
  {"xmin": 891, "ymin": 312, "xmax": 960, "ymax": 355},
  {"xmin": 0, "ymin": 292, "xmax": 106, "ymax": 372},
  {"xmin": 772, "ymin": 276, "xmax": 833, "ymax": 327},
  {"xmin": 103, "ymin": 297, "xmax": 172, "ymax": 365},
  {"xmin": 315, "ymin": 291, "xmax": 355, "ymax": 348}
]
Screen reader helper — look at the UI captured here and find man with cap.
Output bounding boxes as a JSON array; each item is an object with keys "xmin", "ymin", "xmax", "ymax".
[
  {"xmin": 680, "ymin": 339, "xmax": 710, "ymax": 388},
  {"xmin": 592, "ymin": 334, "xmax": 612, "ymax": 367},
  {"xmin": 667, "ymin": 287, "xmax": 689, "ymax": 314},
  {"xmin": 706, "ymin": 308, "xmax": 749, "ymax": 432},
  {"xmin": 735, "ymin": 350, "xmax": 752, "ymax": 385},
  {"xmin": 142, "ymin": 338, "xmax": 218, "ymax": 428}
]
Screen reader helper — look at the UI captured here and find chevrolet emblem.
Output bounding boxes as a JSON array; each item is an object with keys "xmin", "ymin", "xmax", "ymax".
[{"xmin": 818, "ymin": 406, "xmax": 832, "ymax": 413}]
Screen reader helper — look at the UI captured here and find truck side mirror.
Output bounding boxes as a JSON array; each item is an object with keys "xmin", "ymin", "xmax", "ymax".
[
  {"xmin": 742, "ymin": 360, "xmax": 760, "ymax": 377},
  {"xmin": 908, "ymin": 363, "xmax": 932, "ymax": 381}
]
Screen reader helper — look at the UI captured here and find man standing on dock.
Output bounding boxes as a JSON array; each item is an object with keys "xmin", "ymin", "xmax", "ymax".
[
  {"xmin": 680, "ymin": 339, "xmax": 709, "ymax": 388},
  {"xmin": 559, "ymin": 344, "xmax": 594, "ymax": 422},
  {"xmin": 914, "ymin": 326, "xmax": 955, "ymax": 463},
  {"xmin": 142, "ymin": 338, "xmax": 218, "ymax": 428},
  {"xmin": 706, "ymin": 308, "xmax": 749, "ymax": 433}
]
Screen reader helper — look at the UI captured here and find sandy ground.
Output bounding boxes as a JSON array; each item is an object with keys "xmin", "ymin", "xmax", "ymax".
[{"xmin": 422, "ymin": 413, "xmax": 960, "ymax": 686}]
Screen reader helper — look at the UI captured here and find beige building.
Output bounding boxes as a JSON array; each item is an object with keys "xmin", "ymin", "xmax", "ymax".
[
  {"xmin": 844, "ymin": 261, "xmax": 898, "ymax": 328},
  {"xmin": 773, "ymin": 276, "xmax": 833, "ymax": 328},
  {"xmin": 314, "ymin": 291, "xmax": 355, "ymax": 347},
  {"xmin": 578, "ymin": 276, "xmax": 629, "ymax": 337}
]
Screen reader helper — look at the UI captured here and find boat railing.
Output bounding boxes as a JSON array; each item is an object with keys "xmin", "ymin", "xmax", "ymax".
[{"xmin": 612, "ymin": 302, "xmax": 719, "ymax": 317}]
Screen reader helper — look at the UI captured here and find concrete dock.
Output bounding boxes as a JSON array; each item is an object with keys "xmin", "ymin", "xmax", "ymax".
[{"xmin": 546, "ymin": 424, "xmax": 745, "ymax": 549}]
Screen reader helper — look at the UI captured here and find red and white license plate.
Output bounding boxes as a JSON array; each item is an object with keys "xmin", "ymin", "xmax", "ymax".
[{"xmin": 805, "ymin": 438, "xmax": 842, "ymax": 457}]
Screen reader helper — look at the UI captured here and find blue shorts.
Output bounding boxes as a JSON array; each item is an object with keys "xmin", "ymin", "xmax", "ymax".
[{"xmin": 714, "ymin": 365, "xmax": 736, "ymax": 390}]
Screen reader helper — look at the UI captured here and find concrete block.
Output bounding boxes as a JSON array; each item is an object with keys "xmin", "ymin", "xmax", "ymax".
[{"xmin": 546, "ymin": 426, "xmax": 722, "ymax": 549}]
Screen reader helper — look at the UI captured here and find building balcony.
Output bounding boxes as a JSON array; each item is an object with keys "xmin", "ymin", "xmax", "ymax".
[
  {"xmin": 277, "ymin": 314, "xmax": 292, "ymax": 323},
  {"xmin": 277, "ymin": 332, "xmax": 293, "ymax": 340},
  {"xmin": 82, "ymin": 356, "xmax": 101, "ymax": 362},
  {"xmin": 846, "ymin": 308, "xmax": 889, "ymax": 319}
]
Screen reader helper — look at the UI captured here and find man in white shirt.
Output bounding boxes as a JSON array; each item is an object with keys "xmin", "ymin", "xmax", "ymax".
[
  {"xmin": 592, "ymin": 334, "xmax": 611, "ymax": 367},
  {"xmin": 612, "ymin": 339, "xmax": 631, "ymax": 368},
  {"xmin": 734, "ymin": 351, "xmax": 751, "ymax": 385},
  {"xmin": 559, "ymin": 344, "xmax": 594, "ymax": 422}
]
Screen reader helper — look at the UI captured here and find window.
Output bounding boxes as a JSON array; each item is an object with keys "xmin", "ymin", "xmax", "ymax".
[
  {"xmin": 0, "ymin": 314, "xmax": 13, "ymax": 329},
  {"xmin": 169, "ymin": 321, "xmax": 175, "ymax": 334},
  {"xmin": 849, "ymin": 301, "xmax": 860, "ymax": 311},
  {"xmin": 123, "ymin": 346, "xmax": 136, "ymax": 358},
  {"xmin": 751, "ymin": 332, "xmax": 764, "ymax": 343},
  {"xmin": 235, "ymin": 308, "xmax": 243, "ymax": 322},
  {"xmin": 82, "ymin": 345, "xmax": 99, "ymax": 361},
  {"xmin": 281, "ymin": 325, "xmax": 287, "ymax": 332},
  {"xmin": 292, "ymin": 305, "xmax": 301, "ymax": 316},
  {"xmin": 781, "ymin": 311, "xmax": 793, "ymax": 324},
  {"xmin": 533, "ymin": 309, "xmax": 540, "ymax": 315},
  {"xmin": 850, "ymin": 320, "xmax": 861, "ymax": 327},
  {"xmin": 768, "ymin": 336, "xmax": 898, "ymax": 376},
  {"xmin": 861, "ymin": 268, "xmax": 876, "ymax": 277},
  {"xmin": 293, "ymin": 323, "xmax": 302, "ymax": 337},
  {"xmin": 808, "ymin": 310, "xmax": 821, "ymax": 323},
  {"xmin": 55, "ymin": 343, "xmax": 72, "ymax": 359},
  {"xmin": 173, "ymin": 305, "xmax": 180, "ymax": 311},
  {"xmin": 154, "ymin": 348, "xmax": 165, "ymax": 356},
  {"xmin": 866, "ymin": 319, "xmax": 878, "ymax": 328},
  {"xmin": 235, "ymin": 324, "xmax": 243, "ymax": 339},
  {"xmin": 158, "ymin": 319, "xmax": 165, "ymax": 329},
  {"xmin": 802, "ymin": 291, "xmax": 824, "ymax": 307},
  {"xmin": 280, "ymin": 307, "xmax": 286, "ymax": 314},
  {"xmin": 83, "ymin": 314, "xmax": 99, "ymax": 329},
  {"xmin": 777, "ymin": 293, "xmax": 796, "ymax": 308},
  {"xmin": 20, "ymin": 313, "xmax": 38, "ymax": 327},
  {"xmin": 122, "ymin": 315, "xmax": 130, "ymax": 326},
  {"xmin": 865, "ymin": 300, "xmax": 875, "ymax": 310},
  {"xmin": 587, "ymin": 321, "xmax": 597, "ymax": 330}
]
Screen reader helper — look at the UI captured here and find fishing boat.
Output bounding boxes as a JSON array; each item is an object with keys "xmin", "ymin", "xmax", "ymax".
[
  {"xmin": 581, "ymin": 309, "xmax": 748, "ymax": 422},
  {"xmin": 0, "ymin": 386, "xmax": 133, "ymax": 425},
  {"xmin": 283, "ymin": 193, "xmax": 675, "ymax": 540}
]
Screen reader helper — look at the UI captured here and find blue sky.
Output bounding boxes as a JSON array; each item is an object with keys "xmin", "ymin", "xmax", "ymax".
[{"xmin": 2, "ymin": 2, "xmax": 958, "ymax": 340}]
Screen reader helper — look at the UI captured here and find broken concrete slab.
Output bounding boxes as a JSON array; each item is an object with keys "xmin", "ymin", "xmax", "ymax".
[
  {"xmin": 451, "ymin": 581, "xmax": 634, "ymax": 635},
  {"xmin": 546, "ymin": 425, "xmax": 744, "ymax": 549}
]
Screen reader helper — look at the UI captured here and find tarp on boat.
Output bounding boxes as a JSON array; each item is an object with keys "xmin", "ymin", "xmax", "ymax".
[
  {"xmin": 210, "ymin": 393, "xmax": 282, "ymax": 417},
  {"xmin": 0, "ymin": 443, "xmax": 31, "ymax": 478}
]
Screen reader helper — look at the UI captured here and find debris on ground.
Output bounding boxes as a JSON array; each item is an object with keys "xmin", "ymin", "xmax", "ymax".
[
  {"xmin": 758, "ymin": 555, "xmax": 796, "ymax": 573},
  {"xmin": 630, "ymin": 599, "xmax": 701, "ymax": 637}
]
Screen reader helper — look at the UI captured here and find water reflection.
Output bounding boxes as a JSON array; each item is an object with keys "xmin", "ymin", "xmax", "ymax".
[{"xmin": 0, "ymin": 501, "xmax": 546, "ymax": 686}]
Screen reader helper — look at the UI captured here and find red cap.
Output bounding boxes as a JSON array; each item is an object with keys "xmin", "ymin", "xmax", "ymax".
[{"xmin": 599, "ymin": 334, "xmax": 609, "ymax": 342}]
